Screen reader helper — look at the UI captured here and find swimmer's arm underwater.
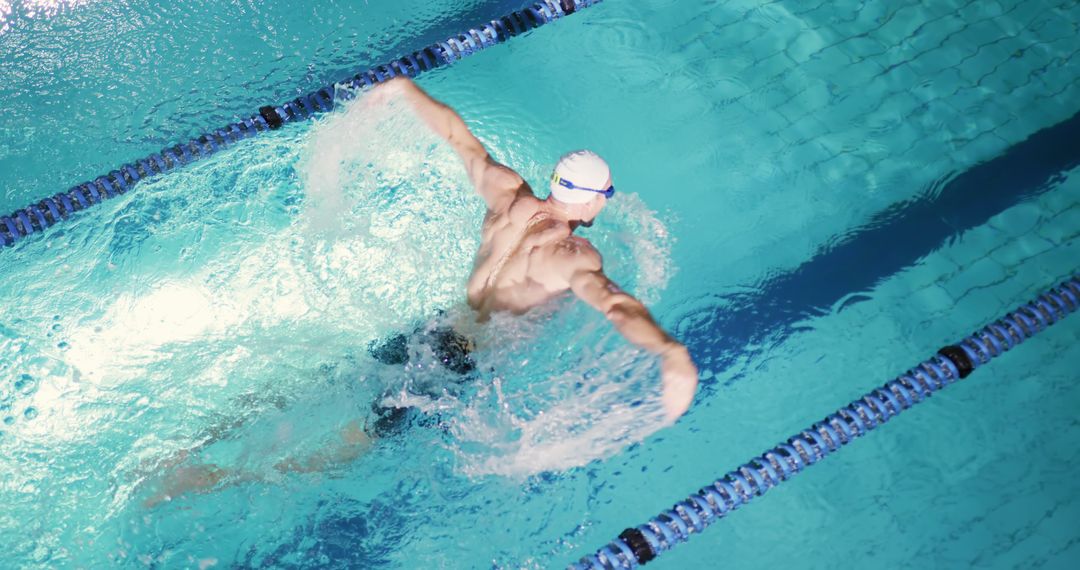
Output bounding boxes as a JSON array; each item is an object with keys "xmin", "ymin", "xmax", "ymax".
[
  {"xmin": 568, "ymin": 259, "xmax": 699, "ymax": 423},
  {"xmin": 370, "ymin": 77, "xmax": 526, "ymax": 211}
]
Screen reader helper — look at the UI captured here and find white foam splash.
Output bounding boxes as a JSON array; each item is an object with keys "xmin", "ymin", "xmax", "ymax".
[
  {"xmin": 449, "ymin": 341, "xmax": 670, "ymax": 478},
  {"xmin": 16, "ymin": 87, "xmax": 678, "ymax": 489},
  {"xmin": 0, "ymin": 0, "xmax": 95, "ymax": 34}
]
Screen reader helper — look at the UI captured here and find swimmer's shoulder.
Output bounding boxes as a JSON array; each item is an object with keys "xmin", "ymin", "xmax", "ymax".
[
  {"xmin": 480, "ymin": 162, "xmax": 536, "ymax": 213},
  {"xmin": 481, "ymin": 191, "xmax": 538, "ymax": 230},
  {"xmin": 552, "ymin": 235, "xmax": 602, "ymax": 272},
  {"xmin": 481, "ymin": 160, "xmax": 526, "ymax": 193},
  {"xmin": 503, "ymin": 193, "xmax": 544, "ymax": 224}
]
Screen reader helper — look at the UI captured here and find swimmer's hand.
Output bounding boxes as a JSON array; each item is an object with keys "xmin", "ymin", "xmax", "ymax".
[{"xmin": 660, "ymin": 344, "xmax": 698, "ymax": 423}]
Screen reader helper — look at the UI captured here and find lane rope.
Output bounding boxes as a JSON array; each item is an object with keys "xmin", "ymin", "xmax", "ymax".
[
  {"xmin": 571, "ymin": 275, "xmax": 1080, "ymax": 569},
  {"xmin": 0, "ymin": 0, "xmax": 602, "ymax": 249}
]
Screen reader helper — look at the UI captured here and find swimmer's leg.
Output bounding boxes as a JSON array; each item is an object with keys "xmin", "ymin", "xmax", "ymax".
[
  {"xmin": 272, "ymin": 419, "xmax": 373, "ymax": 475},
  {"xmin": 137, "ymin": 390, "xmax": 288, "ymax": 480},
  {"xmin": 143, "ymin": 463, "xmax": 228, "ymax": 508},
  {"xmin": 142, "ymin": 462, "xmax": 263, "ymax": 508},
  {"xmin": 143, "ymin": 419, "xmax": 374, "ymax": 507}
]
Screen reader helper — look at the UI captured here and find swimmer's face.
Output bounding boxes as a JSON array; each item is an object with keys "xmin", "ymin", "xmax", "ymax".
[
  {"xmin": 578, "ymin": 200, "xmax": 603, "ymax": 228},
  {"xmin": 579, "ymin": 178, "xmax": 611, "ymax": 227}
]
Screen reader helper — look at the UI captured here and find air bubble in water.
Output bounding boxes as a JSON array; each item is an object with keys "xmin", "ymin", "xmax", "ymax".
[{"xmin": 16, "ymin": 374, "xmax": 36, "ymax": 395}]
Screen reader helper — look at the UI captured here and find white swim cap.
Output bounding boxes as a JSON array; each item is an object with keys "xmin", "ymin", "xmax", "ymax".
[{"xmin": 549, "ymin": 150, "xmax": 612, "ymax": 205}]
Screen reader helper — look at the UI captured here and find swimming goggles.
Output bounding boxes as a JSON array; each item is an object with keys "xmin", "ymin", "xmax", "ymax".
[{"xmin": 551, "ymin": 173, "xmax": 615, "ymax": 198}]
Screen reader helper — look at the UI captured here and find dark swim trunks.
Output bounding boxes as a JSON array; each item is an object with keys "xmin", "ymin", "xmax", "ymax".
[
  {"xmin": 368, "ymin": 325, "xmax": 475, "ymax": 375},
  {"xmin": 366, "ymin": 324, "xmax": 476, "ymax": 436}
]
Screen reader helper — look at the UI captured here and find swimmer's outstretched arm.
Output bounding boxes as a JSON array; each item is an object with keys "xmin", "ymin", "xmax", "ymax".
[
  {"xmin": 369, "ymin": 77, "xmax": 528, "ymax": 211},
  {"xmin": 568, "ymin": 255, "xmax": 699, "ymax": 423}
]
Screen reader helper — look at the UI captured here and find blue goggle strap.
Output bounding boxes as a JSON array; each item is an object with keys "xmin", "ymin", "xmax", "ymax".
[{"xmin": 551, "ymin": 173, "xmax": 615, "ymax": 197}]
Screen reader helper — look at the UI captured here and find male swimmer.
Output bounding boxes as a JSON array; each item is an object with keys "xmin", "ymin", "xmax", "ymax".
[
  {"xmin": 377, "ymin": 77, "xmax": 698, "ymax": 421},
  {"xmin": 143, "ymin": 77, "xmax": 697, "ymax": 506}
]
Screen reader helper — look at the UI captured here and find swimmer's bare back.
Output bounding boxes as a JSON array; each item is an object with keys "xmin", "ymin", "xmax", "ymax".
[{"xmin": 377, "ymin": 77, "xmax": 698, "ymax": 422}]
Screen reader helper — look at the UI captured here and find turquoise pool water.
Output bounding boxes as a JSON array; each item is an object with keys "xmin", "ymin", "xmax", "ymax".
[{"xmin": 2, "ymin": 0, "xmax": 1079, "ymax": 568}]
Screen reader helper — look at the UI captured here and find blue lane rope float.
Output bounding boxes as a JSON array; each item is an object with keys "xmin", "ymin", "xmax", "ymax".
[
  {"xmin": 571, "ymin": 275, "xmax": 1080, "ymax": 569},
  {"xmin": 0, "ymin": 0, "xmax": 601, "ymax": 249}
]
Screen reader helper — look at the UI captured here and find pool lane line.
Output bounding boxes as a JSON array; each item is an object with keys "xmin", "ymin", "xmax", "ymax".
[
  {"xmin": 676, "ymin": 108, "xmax": 1080, "ymax": 402},
  {"xmin": 0, "ymin": 0, "xmax": 602, "ymax": 250},
  {"xmin": 571, "ymin": 275, "xmax": 1080, "ymax": 569}
]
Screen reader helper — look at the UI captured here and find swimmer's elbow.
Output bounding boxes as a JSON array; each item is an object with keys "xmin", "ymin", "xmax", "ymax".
[{"xmin": 603, "ymin": 295, "xmax": 648, "ymax": 328}]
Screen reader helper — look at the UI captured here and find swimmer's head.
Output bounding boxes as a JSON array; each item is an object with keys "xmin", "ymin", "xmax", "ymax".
[{"xmin": 547, "ymin": 150, "xmax": 613, "ymax": 226}]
